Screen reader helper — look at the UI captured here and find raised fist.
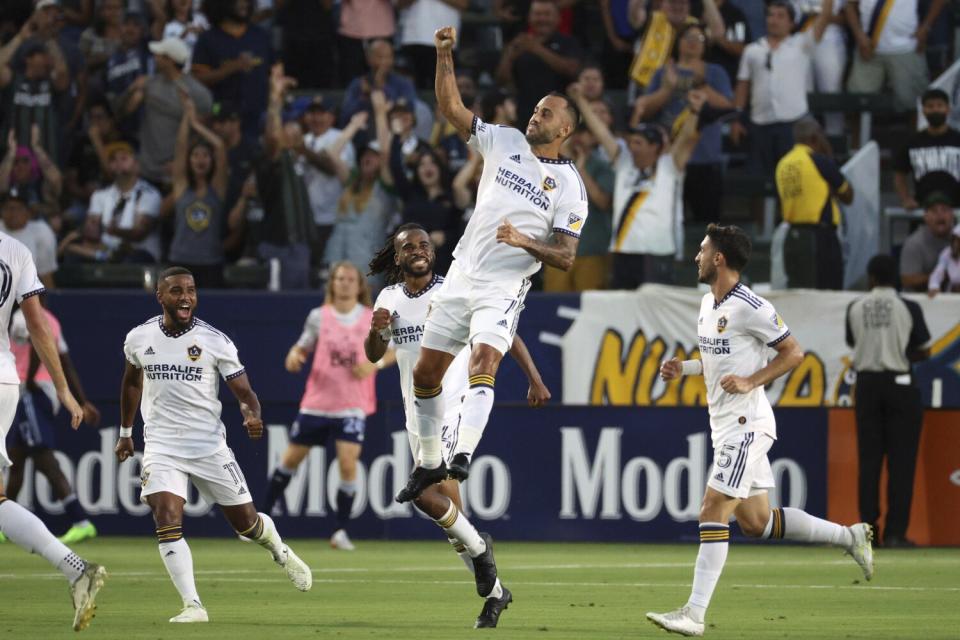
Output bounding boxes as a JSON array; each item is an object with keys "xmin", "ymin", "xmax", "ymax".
[{"xmin": 435, "ymin": 27, "xmax": 457, "ymax": 51}]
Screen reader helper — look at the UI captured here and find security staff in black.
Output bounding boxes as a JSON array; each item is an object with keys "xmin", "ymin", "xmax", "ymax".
[
  {"xmin": 776, "ymin": 118, "xmax": 854, "ymax": 289},
  {"xmin": 845, "ymin": 255, "xmax": 930, "ymax": 548}
]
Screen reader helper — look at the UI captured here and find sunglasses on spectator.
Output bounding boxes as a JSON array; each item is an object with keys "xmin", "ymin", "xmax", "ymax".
[{"xmin": 682, "ymin": 33, "xmax": 706, "ymax": 43}]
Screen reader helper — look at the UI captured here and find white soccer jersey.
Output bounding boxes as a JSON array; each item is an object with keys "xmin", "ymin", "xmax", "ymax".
[
  {"xmin": 0, "ymin": 232, "xmax": 45, "ymax": 385},
  {"xmin": 123, "ymin": 316, "xmax": 246, "ymax": 458},
  {"xmin": 698, "ymin": 283, "xmax": 791, "ymax": 447},
  {"xmin": 373, "ymin": 274, "xmax": 470, "ymax": 431},
  {"xmin": 454, "ymin": 116, "xmax": 589, "ymax": 282}
]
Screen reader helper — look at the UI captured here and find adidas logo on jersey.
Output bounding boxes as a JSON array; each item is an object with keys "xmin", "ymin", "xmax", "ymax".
[
  {"xmin": 714, "ymin": 472, "xmax": 724, "ymax": 483},
  {"xmin": 509, "ymin": 154, "xmax": 521, "ymax": 164},
  {"xmin": 238, "ymin": 486, "xmax": 247, "ymax": 495},
  {"xmin": 497, "ymin": 319, "xmax": 509, "ymax": 328},
  {"xmin": 144, "ymin": 346, "xmax": 155, "ymax": 355},
  {"xmin": 391, "ymin": 310, "xmax": 400, "ymax": 318}
]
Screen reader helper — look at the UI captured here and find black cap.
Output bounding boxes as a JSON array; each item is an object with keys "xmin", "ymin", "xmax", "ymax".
[
  {"xmin": 923, "ymin": 191, "xmax": 954, "ymax": 209},
  {"xmin": 389, "ymin": 98, "xmax": 414, "ymax": 115},
  {"xmin": 20, "ymin": 38, "xmax": 47, "ymax": 57},
  {"xmin": 0, "ymin": 189, "xmax": 30, "ymax": 208},
  {"xmin": 921, "ymin": 88, "xmax": 950, "ymax": 106},
  {"xmin": 212, "ymin": 101, "xmax": 241, "ymax": 121},
  {"xmin": 305, "ymin": 95, "xmax": 336, "ymax": 113},
  {"xmin": 628, "ymin": 124, "xmax": 665, "ymax": 147}
]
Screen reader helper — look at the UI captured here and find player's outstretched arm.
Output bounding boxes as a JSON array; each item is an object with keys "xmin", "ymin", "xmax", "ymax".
[
  {"xmin": 508, "ymin": 334, "xmax": 551, "ymax": 407},
  {"xmin": 434, "ymin": 27, "xmax": 474, "ymax": 139},
  {"xmin": 720, "ymin": 335, "xmax": 803, "ymax": 394},
  {"xmin": 496, "ymin": 220, "xmax": 578, "ymax": 271},
  {"xmin": 21, "ymin": 295, "xmax": 83, "ymax": 429},
  {"xmin": 226, "ymin": 373, "xmax": 264, "ymax": 440}
]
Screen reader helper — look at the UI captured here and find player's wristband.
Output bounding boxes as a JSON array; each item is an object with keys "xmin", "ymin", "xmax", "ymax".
[
  {"xmin": 681, "ymin": 360, "xmax": 703, "ymax": 376},
  {"xmin": 119, "ymin": 426, "xmax": 133, "ymax": 438}
]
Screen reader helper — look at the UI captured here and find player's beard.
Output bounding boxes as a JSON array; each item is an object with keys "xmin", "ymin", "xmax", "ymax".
[
  {"xmin": 402, "ymin": 255, "xmax": 434, "ymax": 277},
  {"xmin": 163, "ymin": 302, "xmax": 194, "ymax": 329},
  {"xmin": 524, "ymin": 125, "xmax": 553, "ymax": 146},
  {"xmin": 697, "ymin": 263, "xmax": 716, "ymax": 285}
]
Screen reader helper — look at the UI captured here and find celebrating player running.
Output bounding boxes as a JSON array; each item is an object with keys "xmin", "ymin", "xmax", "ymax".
[
  {"xmin": 115, "ymin": 267, "xmax": 312, "ymax": 623},
  {"xmin": 395, "ymin": 26, "xmax": 587, "ymax": 503}
]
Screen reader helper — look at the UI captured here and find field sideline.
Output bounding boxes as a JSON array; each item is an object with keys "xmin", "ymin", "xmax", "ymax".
[{"xmin": 2, "ymin": 538, "xmax": 958, "ymax": 639}]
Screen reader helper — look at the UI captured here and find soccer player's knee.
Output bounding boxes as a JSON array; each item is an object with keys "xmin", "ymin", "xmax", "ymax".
[
  {"xmin": 739, "ymin": 517, "xmax": 767, "ymax": 538},
  {"xmin": 412, "ymin": 361, "xmax": 442, "ymax": 388}
]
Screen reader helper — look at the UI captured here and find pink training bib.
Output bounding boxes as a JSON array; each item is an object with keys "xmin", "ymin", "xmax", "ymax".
[{"xmin": 299, "ymin": 305, "xmax": 376, "ymax": 415}]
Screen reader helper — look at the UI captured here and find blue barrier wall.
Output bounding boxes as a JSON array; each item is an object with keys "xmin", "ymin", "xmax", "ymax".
[{"xmin": 12, "ymin": 291, "xmax": 825, "ymax": 541}]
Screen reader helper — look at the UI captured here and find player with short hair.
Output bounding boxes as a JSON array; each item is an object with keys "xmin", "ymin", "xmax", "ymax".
[
  {"xmin": 366, "ymin": 223, "xmax": 550, "ymax": 628},
  {"xmin": 646, "ymin": 224, "xmax": 874, "ymax": 637},
  {"xmin": 115, "ymin": 266, "xmax": 312, "ymax": 623},
  {"xmin": 0, "ymin": 229, "xmax": 106, "ymax": 631},
  {"xmin": 395, "ymin": 26, "xmax": 587, "ymax": 502}
]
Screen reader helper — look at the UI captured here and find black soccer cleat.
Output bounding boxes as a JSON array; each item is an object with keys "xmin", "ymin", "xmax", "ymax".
[
  {"xmin": 471, "ymin": 532, "xmax": 499, "ymax": 597},
  {"xmin": 395, "ymin": 462, "xmax": 448, "ymax": 503},
  {"xmin": 474, "ymin": 586, "xmax": 512, "ymax": 629},
  {"xmin": 448, "ymin": 453, "xmax": 471, "ymax": 481}
]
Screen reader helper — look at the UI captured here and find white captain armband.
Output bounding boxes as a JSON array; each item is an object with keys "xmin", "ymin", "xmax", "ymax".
[{"xmin": 681, "ymin": 360, "xmax": 703, "ymax": 376}]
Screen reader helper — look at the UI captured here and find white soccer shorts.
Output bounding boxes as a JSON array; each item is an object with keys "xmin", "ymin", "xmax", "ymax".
[
  {"xmin": 0, "ymin": 384, "xmax": 18, "ymax": 468},
  {"xmin": 140, "ymin": 447, "xmax": 252, "ymax": 507},
  {"xmin": 707, "ymin": 432, "xmax": 776, "ymax": 500},
  {"xmin": 421, "ymin": 262, "xmax": 531, "ymax": 356}
]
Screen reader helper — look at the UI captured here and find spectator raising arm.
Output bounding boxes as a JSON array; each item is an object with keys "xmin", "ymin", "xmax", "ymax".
[
  {"xmin": 670, "ymin": 89, "xmax": 704, "ymax": 172},
  {"xmin": 371, "ymin": 90, "xmax": 395, "ymax": 187},
  {"xmin": 701, "ymin": 0, "xmax": 725, "ymax": 44},
  {"xmin": 452, "ymin": 146, "xmax": 482, "ymax": 210},
  {"xmin": 264, "ymin": 63, "xmax": 296, "ymax": 160},
  {"xmin": 0, "ymin": 131, "xmax": 15, "ymax": 192},
  {"xmin": 569, "ymin": 82, "xmax": 620, "ymax": 163},
  {"xmin": 30, "ymin": 124, "xmax": 62, "ymax": 211},
  {"xmin": 322, "ymin": 112, "xmax": 370, "ymax": 185}
]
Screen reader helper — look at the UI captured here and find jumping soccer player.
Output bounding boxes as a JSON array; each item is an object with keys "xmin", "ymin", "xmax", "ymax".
[
  {"xmin": 646, "ymin": 224, "xmax": 874, "ymax": 637},
  {"xmin": 115, "ymin": 266, "xmax": 312, "ymax": 623},
  {"xmin": 366, "ymin": 223, "xmax": 550, "ymax": 627},
  {"xmin": 0, "ymin": 224, "xmax": 106, "ymax": 631},
  {"xmin": 396, "ymin": 25, "xmax": 587, "ymax": 502}
]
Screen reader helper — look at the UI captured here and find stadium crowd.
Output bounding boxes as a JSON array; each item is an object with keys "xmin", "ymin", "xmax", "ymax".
[{"xmin": 1, "ymin": 0, "xmax": 959, "ymax": 292}]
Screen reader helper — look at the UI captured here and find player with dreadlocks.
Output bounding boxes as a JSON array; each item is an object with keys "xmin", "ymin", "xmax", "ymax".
[{"xmin": 365, "ymin": 223, "xmax": 549, "ymax": 628}]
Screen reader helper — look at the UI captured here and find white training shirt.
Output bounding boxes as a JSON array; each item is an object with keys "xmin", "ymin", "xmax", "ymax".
[
  {"xmin": 88, "ymin": 179, "xmax": 163, "ymax": 261},
  {"xmin": 123, "ymin": 316, "xmax": 246, "ymax": 458},
  {"xmin": 738, "ymin": 31, "xmax": 816, "ymax": 124},
  {"xmin": 0, "ymin": 232, "xmax": 45, "ymax": 385},
  {"xmin": 611, "ymin": 149, "xmax": 683, "ymax": 257},
  {"xmin": 373, "ymin": 274, "xmax": 470, "ymax": 431},
  {"xmin": 454, "ymin": 116, "xmax": 589, "ymax": 282},
  {"xmin": 300, "ymin": 128, "xmax": 355, "ymax": 226},
  {"xmin": 697, "ymin": 283, "xmax": 791, "ymax": 447}
]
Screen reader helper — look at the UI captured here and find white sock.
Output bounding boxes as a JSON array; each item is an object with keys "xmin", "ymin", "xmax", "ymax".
[
  {"xmin": 245, "ymin": 513, "xmax": 285, "ymax": 561},
  {"xmin": 0, "ymin": 498, "xmax": 84, "ymax": 582},
  {"xmin": 686, "ymin": 523, "xmax": 729, "ymax": 623},
  {"xmin": 487, "ymin": 578, "xmax": 503, "ymax": 599},
  {"xmin": 413, "ymin": 386, "xmax": 444, "ymax": 468},
  {"xmin": 435, "ymin": 501, "xmax": 485, "ymax": 557},
  {"xmin": 447, "ymin": 536, "xmax": 475, "ymax": 574},
  {"xmin": 454, "ymin": 379, "xmax": 495, "ymax": 457},
  {"xmin": 158, "ymin": 538, "xmax": 201, "ymax": 606},
  {"xmin": 777, "ymin": 507, "xmax": 853, "ymax": 547}
]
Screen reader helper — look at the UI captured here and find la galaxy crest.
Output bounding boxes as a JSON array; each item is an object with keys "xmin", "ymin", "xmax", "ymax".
[
  {"xmin": 567, "ymin": 213, "xmax": 584, "ymax": 232},
  {"xmin": 542, "ymin": 176, "xmax": 557, "ymax": 191},
  {"xmin": 717, "ymin": 315, "xmax": 728, "ymax": 334},
  {"xmin": 187, "ymin": 344, "xmax": 202, "ymax": 362}
]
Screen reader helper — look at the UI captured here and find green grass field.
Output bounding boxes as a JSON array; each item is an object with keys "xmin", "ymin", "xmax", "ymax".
[{"xmin": 1, "ymin": 537, "xmax": 958, "ymax": 639}]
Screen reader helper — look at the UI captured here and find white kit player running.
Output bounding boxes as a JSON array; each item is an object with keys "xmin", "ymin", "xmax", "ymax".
[
  {"xmin": 115, "ymin": 267, "xmax": 312, "ymax": 623},
  {"xmin": 0, "ymin": 221, "xmax": 106, "ymax": 631},
  {"xmin": 646, "ymin": 225, "xmax": 874, "ymax": 637},
  {"xmin": 396, "ymin": 26, "xmax": 588, "ymax": 502},
  {"xmin": 365, "ymin": 224, "xmax": 550, "ymax": 628}
]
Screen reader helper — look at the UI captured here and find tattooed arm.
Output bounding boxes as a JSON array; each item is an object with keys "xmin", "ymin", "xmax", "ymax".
[{"xmin": 434, "ymin": 26, "xmax": 475, "ymax": 138}]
